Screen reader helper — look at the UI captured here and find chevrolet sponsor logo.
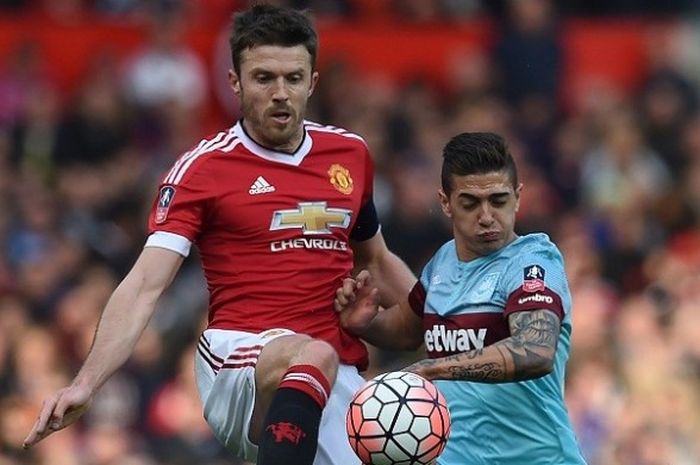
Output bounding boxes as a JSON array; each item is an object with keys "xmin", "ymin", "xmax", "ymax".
[{"xmin": 270, "ymin": 201, "xmax": 352, "ymax": 235}]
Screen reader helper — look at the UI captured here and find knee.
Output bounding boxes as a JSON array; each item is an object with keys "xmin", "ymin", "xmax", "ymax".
[{"xmin": 293, "ymin": 339, "xmax": 339, "ymax": 385}]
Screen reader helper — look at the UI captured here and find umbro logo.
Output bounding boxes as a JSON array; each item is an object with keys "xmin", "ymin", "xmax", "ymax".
[{"xmin": 249, "ymin": 176, "xmax": 276, "ymax": 195}]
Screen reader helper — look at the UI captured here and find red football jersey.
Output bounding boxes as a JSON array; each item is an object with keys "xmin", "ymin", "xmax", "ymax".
[{"xmin": 146, "ymin": 120, "xmax": 375, "ymax": 369}]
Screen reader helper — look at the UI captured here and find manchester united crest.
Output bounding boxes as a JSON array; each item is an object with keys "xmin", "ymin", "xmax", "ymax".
[{"xmin": 328, "ymin": 164, "xmax": 354, "ymax": 195}]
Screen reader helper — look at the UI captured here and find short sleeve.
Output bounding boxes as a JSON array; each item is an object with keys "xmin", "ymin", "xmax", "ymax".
[
  {"xmin": 147, "ymin": 159, "xmax": 216, "ymax": 242},
  {"xmin": 410, "ymin": 250, "xmax": 441, "ymax": 317},
  {"xmin": 408, "ymin": 281, "xmax": 426, "ymax": 317},
  {"xmin": 350, "ymin": 145, "xmax": 379, "ymax": 241},
  {"xmin": 350, "ymin": 199, "xmax": 379, "ymax": 241},
  {"xmin": 501, "ymin": 244, "xmax": 568, "ymax": 321}
]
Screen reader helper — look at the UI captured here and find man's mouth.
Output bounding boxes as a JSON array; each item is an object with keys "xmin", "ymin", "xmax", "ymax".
[
  {"xmin": 478, "ymin": 232, "xmax": 500, "ymax": 242},
  {"xmin": 270, "ymin": 110, "xmax": 291, "ymax": 124}
]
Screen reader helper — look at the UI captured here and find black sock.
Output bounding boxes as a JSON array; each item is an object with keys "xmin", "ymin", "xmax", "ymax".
[{"xmin": 256, "ymin": 387, "xmax": 323, "ymax": 465}]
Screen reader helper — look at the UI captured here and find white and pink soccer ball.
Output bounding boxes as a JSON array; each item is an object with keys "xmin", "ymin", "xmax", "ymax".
[{"xmin": 346, "ymin": 371, "xmax": 451, "ymax": 465}]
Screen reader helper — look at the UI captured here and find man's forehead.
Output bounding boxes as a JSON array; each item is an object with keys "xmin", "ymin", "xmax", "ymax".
[
  {"xmin": 240, "ymin": 44, "xmax": 312, "ymax": 69},
  {"xmin": 451, "ymin": 172, "xmax": 514, "ymax": 195}
]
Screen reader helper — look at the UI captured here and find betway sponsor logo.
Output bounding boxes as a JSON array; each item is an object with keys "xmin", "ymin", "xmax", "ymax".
[
  {"xmin": 425, "ymin": 325, "xmax": 487, "ymax": 352},
  {"xmin": 517, "ymin": 293, "xmax": 553, "ymax": 305},
  {"xmin": 271, "ymin": 238, "xmax": 348, "ymax": 252}
]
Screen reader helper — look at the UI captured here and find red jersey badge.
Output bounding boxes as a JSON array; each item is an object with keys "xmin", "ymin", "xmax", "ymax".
[
  {"xmin": 328, "ymin": 164, "xmax": 353, "ymax": 195},
  {"xmin": 155, "ymin": 186, "xmax": 176, "ymax": 224}
]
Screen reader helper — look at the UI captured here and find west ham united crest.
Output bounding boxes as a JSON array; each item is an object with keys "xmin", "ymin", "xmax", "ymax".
[
  {"xmin": 155, "ymin": 186, "xmax": 176, "ymax": 224},
  {"xmin": 522, "ymin": 264, "xmax": 545, "ymax": 293},
  {"xmin": 328, "ymin": 164, "xmax": 353, "ymax": 195}
]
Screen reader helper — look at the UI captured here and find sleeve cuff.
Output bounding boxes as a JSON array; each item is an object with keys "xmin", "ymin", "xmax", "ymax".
[{"xmin": 144, "ymin": 231, "xmax": 192, "ymax": 257}]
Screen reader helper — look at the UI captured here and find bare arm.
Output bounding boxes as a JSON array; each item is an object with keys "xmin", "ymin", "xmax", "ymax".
[
  {"xmin": 335, "ymin": 271, "xmax": 423, "ymax": 351},
  {"xmin": 351, "ymin": 231, "xmax": 416, "ymax": 307},
  {"xmin": 74, "ymin": 246, "xmax": 184, "ymax": 388},
  {"xmin": 405, "ymin": 309, "xmax": 560, "ymax": 383},
  {"xmin": 23, "ymin": 246, "xmax": 184, "ymax": 447},
  {"xmin": 364, "ymin": 300, "xmax": 424, "ymax": 351}
]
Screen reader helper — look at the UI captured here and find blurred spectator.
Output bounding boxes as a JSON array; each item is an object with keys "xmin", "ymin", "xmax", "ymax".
[
  {"xmin": 53, "ymin": 54, "xmax": 130, "ymax": 168},
  {"xmin": 381, "ymin": 158, "xmax": 451, "ymax": 273},
  {"xmin": 122, "ymin": 4, "xmax": 207, "ymax": 151},
  {"xmin": 0, "ymin": 42, "xmax": 47, "ymax": 128},
  {"xmin": 492, "ymin": 0, "xmax": 562, "ymax": 107},
  {"xmin": 9, "ymin": 81, "xmax": 61, "ymax": 185},
  {"xmin": 123, "ymin": 6, "xmax": 207, "ymax": 110},
  {"xmin": 145, "ymin": 341, "xmax": 227, "ymax": 464},
  {"xmin": 638, "ymin": 24, "xmax": 699, "ymax": 177},
  {"xmin": 580, "ymin": 106, "xmax": 672, "ymax": 292}
]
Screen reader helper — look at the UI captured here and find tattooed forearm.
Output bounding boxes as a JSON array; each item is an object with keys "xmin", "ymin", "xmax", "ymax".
[
  {"xmin": 447, "ymin": 362, "xmax": 504, "ymax": 381},
  {"xmin": 406, "ymin": 348, "xmax": 508, "ymax": 383},
  {"xmin": 404, "ymin": 310, "xmax": 560, "ymax": 383},
  {"xmin": 443, "ymin": 345, "xmax": 508, "ymax": 382},
  {"xmin": 496, "ymin": 309, "xmax": 559, "ymax": 380}
]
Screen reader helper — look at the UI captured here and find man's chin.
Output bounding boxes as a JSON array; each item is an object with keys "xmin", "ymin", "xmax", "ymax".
[
  {"xmin": 478, "ymin": 240, "xmax": 503, "ymax": 255},
  {"xmin": 261, "ymin": 128, "xmax": 299, "ymax": 150},
  {"xmin": 267, "ymin": 120, "xmax": 295, "ymax": 134}
]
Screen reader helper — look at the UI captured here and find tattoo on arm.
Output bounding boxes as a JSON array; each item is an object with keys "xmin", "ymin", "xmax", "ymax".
[
  {"xmin": 498, "ymin": 309, "xmax": 560, "ymax": 380},
  {"xmin": 411, "ymin": 310, "xmax": 560, "ymax": 383}
]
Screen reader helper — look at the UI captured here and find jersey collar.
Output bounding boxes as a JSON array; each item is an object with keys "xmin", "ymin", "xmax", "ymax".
[{"xmin": 233, "ymin": 120, "xmax": 312, "ymax": 166}]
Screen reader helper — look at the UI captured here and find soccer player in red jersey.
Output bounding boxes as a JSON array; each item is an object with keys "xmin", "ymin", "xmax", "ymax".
[{"xmin": 22, "ymin": 5, "xmax": 415, "ymax": 465}]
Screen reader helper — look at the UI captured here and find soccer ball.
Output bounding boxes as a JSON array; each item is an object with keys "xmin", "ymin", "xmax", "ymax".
[{"xmin": 346, "ymin": 371, "xmax": 451, "ymax": 465}]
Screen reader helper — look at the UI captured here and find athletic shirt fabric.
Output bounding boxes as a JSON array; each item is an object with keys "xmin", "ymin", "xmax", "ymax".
[
  {"xmin": 146, "ymin": 120, "xmax": 377, "ymax": 369},
  {"xmin": 409, "ymin": 233, "xmax": 587, "ymax": 465}
]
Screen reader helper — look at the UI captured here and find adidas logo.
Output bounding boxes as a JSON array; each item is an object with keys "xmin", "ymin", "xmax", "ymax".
[{"xmin": 249, "ymin": 176, "xmax": 276, "ymax": 195}]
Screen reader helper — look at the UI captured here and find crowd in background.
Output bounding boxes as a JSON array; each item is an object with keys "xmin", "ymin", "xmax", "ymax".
[
  {"xmin": 0, "ymin": 0, "xmax": 698, "ymax": 19},
  {"xmin": 2, "ymin": 1, "xmax": 700, "ymax": 464}
]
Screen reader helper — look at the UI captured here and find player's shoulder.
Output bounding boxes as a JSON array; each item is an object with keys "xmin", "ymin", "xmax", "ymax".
[
  {"xmin": 507, "ymin": 233, "xmax": 563, "ymax": 263},
  {"xmin": 162, "ymin": 126, "xmax": 240, "ymax": 185},
  {"xmin": 433, "ymin": 239, "xmax": 457, "ymax": 262},
  {"xmin": 304, "ymin": 120, "xmax": 368, "ymax": 148},
  {"xmin": 422, "ymin": 239, "xmax": 457, "ymax": 277}
]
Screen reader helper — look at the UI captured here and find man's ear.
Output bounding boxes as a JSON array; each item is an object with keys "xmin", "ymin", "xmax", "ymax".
[
  {"xmin": 438, "ymin": 188, "xmax": 452, "ymax": 219},
  {"xmin": 228, "ymin": 69, "xmax": 241, "ymax": 96},
  {"xmin": 514, "ymin": 182, "xmax": 523, "ymax": 213},
  {"xmin": 308, "ymin": 70, "xmax": 319, "ymax": 97}
]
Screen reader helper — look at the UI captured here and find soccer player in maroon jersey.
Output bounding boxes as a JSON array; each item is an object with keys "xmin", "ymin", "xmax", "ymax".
[{"xmin": 22, "ymin": 5, "xmax": 415, "ymax": 465}]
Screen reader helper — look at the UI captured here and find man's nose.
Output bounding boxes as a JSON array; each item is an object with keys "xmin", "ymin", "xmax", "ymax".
[
  {"xmin": 478, "ymin": 204, "xmax": 495, "ymax": 225},
  {"xmin": 272, "ymin": 78, "xmax": 289, "ymax": 101}
]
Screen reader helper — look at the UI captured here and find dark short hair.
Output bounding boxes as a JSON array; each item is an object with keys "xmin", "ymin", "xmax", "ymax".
[
  {"xmin": 441, "ymin": 132, "xmax": 518, "ymax": 194},
  {"xmin": 230, "ymin": 4, "xmax": 318, "ymax": 75}
]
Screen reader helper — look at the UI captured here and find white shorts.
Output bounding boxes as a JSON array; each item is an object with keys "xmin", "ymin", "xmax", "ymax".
[{"xmin": 194, "ymin": 328, "xmax": 364, "ymax": 465}]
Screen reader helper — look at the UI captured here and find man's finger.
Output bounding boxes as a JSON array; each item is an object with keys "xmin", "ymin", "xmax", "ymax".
[
  {"xmin": 22, "ymin": 426, "xmax": 49, "ymax": 449},
  {"xmin": 23, "ymin": 414, "xmax": 50, "ymax": 447},
  {"xmin": 51, "ymin": 395, "xmax": 74, "ymax": 429},
  {"xmin": 356, "ymin": 270, "xmax": 371, "ymax": 287},
  {"xmin": 335, "ymin": 287, "xmax": 350, "ymax": 307},
  {"xmin": 23, "ymin": 395, "xmax": 60, "ymax": 448},
  {"xmin": 341, "ymin": 278, "xmax": 357, "ymax": 298}
]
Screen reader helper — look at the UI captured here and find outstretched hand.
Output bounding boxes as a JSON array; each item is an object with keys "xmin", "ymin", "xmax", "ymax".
[
  {"xmin": 23, "ymin": 383, "xmax": 93, "ymax": 449},
  {"xmin": 334, "ymin": 269, "xmax": 380, "ymax": 335}
]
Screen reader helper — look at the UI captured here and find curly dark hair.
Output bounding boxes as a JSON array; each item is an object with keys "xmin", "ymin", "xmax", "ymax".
[{"xmin": 230, "ymin": 4, "xmax": 318, "ymax": 75}]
